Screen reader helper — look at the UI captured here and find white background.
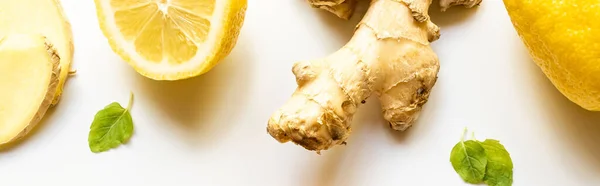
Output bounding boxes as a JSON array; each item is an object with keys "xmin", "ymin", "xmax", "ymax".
[{"xmin": 2, "ymin": 0, "xmax": 600, "ymax": 185}]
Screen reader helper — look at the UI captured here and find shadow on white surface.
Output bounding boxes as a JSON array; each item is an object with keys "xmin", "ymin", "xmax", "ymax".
[
  {"xmin": 136, "ymin": 35, "xmax": 254, "ymax": 146},
  {"xmin": 504, "ymin": 28, "xmax": 600, "ymax": 178},
  {"xmin": 312, "ymin": 142, "xmax": 348, "ymax": 186},
  {"xmin": 310, "ymin": 98, "xmax": 380, "ymax": 186},
  {"xmin": 529, "ymin": 61, "xmax": 600, "ymax": 175},
  {"xmin": 549, "ymin": 98, "xmax": 600, "ymax": 175}
]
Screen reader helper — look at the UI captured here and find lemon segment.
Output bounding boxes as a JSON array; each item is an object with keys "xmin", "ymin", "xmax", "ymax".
[
  {"xmin": 111, "ymin": 0, "xmax": 150, "ymax": 8},
  {"xmin": 171, "ymin": 0, "xmax": 215, "ymax": 17},
  {"xmin": 95, "ymin": 0, "xmax": 246, "ymax": 80}
]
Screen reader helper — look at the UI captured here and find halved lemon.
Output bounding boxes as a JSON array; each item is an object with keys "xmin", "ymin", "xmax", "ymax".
[{"xmin": 94, "ymin": 0, "xmax": 247, "ymax": 80}]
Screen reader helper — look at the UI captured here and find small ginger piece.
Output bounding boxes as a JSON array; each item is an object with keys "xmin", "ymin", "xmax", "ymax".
[
  {"xmin": 439, "ymin": 0, "xmax": 482, "ymax": 11},
  {"xmin": 268, "ymin": 0, "xmax": 444, "ymax": 152},
  {"xmin": 0, "ymin": 34, "xmax": 61, "ymax": 146},
  {"xmin": 308, "ymin": 0, "xmax": 357, "ymax": 19}
]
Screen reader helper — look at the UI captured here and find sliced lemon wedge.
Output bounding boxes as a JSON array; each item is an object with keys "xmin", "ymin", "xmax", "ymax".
[{"xmin": 94, "ymin": 0, "xmax": 247, "ymax": 80}]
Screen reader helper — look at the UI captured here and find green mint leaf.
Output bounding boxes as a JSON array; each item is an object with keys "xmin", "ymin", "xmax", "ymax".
[
  {"xmin": 450, "ymin": 128, "xmax": 487, "ymax": 184},
  {"xmin": 481, "ymin": 139, "xmax": 514, "ymax": 186},
  {"xmin": 88, "ymin": 93, "xmax": 134, "ymax": 153},
  {"xmin": 450, "ymin": 139, "xmax": 488, "ymax": 183}
]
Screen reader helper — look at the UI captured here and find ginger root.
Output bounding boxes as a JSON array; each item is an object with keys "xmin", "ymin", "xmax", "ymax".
[
  {"xmin": 268, "ymin": 0, "xmax": 481, "ymax": 152},
  {"xmin": 308, "ymin": 0, "xmax": 357, "ymax": 19},
  {"xmin": 0, "ymin": 34, "xmax": 61, "ymax": 146},
  {"xmin": 439, "ymin": 0, "xmax": 482, "ymax": 11},
  {"xmin": 0, "ymin": 0, "xmax": 74, "ymax": 106}
]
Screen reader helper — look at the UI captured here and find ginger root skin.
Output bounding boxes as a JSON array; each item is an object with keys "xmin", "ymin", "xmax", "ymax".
[
  {"xmin": 268, "ymin": 0, "xmax": 442, "ymax": 152},
  {"xmin": 308, "ymin": 0, "xmax": 357, "ymax": 19},
  {"xmin": 439, "ymin": 0, "xmax": 482, "ymax": 11}
]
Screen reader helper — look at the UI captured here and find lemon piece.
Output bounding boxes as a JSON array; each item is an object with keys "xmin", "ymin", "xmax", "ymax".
[
  {"xmin": 0, "ymin": 34, "xmax": 61, "ymax": 145},
  {"xmin": 503, "ymin": 0, "xmax": 600, "ymax": 110},
  {"xmin": 95, "ymin": 0, "xmax": 247, "ymax": 80},
  {"xmin": 0, "ymin": 0, "xmax": 74, "ymax": 105}
]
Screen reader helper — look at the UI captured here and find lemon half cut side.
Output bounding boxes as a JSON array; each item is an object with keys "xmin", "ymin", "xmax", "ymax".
[{"xmin": 95, "ymin": 0, "xmax": 247, "ymax": 80}]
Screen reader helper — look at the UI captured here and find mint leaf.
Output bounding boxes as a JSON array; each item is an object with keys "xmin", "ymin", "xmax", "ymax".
[
  {"xmin": 450, "ymin": 129, "xmax": 515, "ymax": 186},
  {"xmin": 481, "ymin": 139, "xmax": 513, "ymax": 186},
  {"xmin": 450, "ymin": 138, "xmax": 487, "ymax": 183},
  {"xmin": 88, "ymin": 93, "xmax": 134, "ymax": 153}
]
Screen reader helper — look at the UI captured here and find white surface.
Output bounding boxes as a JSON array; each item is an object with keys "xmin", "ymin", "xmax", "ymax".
[{"xmin": 2, "ymin": 0, "xmax": 600, "ymax": 185}]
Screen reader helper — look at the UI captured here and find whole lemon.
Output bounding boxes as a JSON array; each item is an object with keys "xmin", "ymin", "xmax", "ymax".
[{"xmin": 503, "ymin": 0, "xmax": 600, "ymax": 110}]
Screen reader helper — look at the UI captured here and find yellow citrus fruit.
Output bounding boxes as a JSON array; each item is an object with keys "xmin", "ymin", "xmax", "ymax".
[
  {"xmin": 503, "ymin": 0, "xmax": 600, "ymax": 110},
  {"xmin": 94, "ymin": 0, "xmax": 247, "ymax": 80}
]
